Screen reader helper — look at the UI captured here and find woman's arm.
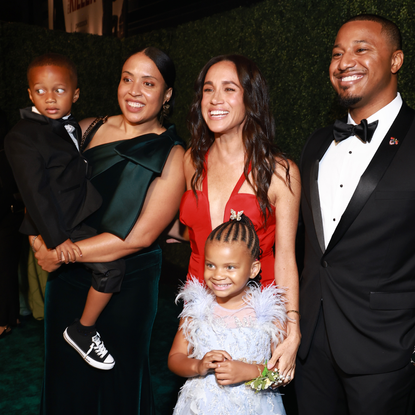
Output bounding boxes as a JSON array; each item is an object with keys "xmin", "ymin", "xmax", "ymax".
[
  {"xmin": 35, "ymin": 145, "xmax": 185, "ymax": 270},
  {"xmin": 168, "ymin": 319, "xmax": 232, "ymax": 378},
  {"xmin": 164, "ymin": 148, "xmax": 195, "ymax": 244},
  {"xmin": 266, "ymin": 159, "xmax": 301, "ymax": 382}
]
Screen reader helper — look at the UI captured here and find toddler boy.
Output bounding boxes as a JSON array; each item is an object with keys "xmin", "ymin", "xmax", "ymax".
[{"xmin": 5, "ymin": 53, "xmax": 124, "ymax": 370}]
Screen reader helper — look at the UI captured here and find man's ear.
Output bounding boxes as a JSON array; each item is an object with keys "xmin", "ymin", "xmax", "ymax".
[{"xmin": 391, "ymin": 50, "xmax": 404, "ymax": 74}]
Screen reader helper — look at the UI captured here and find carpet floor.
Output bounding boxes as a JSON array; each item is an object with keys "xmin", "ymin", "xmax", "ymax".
[{"xmin": 0, "ymin": 260, "xmax": 298, "ymax": 415}]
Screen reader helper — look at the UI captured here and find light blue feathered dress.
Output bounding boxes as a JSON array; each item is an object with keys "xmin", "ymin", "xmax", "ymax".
[{"xmin": 173, "ymin": 279, "xmax": 287, "ymax": 415}]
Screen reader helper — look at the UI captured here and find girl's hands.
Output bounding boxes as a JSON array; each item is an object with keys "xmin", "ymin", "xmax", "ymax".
[
  {"xmin": 214, "ymin": 360, "xmax": 260, "ymax": 385},
  {"xmin": 197, "ymin": 351, "xmax": 261, "ymax": 385},
  {"xmin": 197, "ymin": 350, "xmax": 232, "ymax": 377}
]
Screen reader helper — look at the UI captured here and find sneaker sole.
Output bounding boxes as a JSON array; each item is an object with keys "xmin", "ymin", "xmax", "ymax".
[{"xmin": 63, "ymin": 328, "xmax": 115, "ymax": 370}]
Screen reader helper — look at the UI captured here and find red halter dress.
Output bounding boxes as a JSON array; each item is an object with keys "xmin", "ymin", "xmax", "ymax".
[{"xmin": 180, "ymin": 163, "xmax": 276, "ymax": 287}]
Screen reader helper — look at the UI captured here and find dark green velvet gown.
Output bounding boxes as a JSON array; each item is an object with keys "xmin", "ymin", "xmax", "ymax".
[{"xmin": 40, "ymin": 124, "xmax": 185, "ymax": 415}]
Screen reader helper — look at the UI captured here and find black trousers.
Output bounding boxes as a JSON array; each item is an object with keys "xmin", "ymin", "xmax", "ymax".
[
  {"xmin": 295, "ymin": 307, "xmax": 415, "ymax": 415},
  {"xmin": 70, "ymin": 224, "xmax": 125, "ymax": 293}
]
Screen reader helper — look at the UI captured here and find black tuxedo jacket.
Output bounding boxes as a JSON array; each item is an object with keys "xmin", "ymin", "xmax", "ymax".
[
  {"xmin": 4, "ymin": 108, "xmax": 102, "ymax": 248},
  {"xmin": 298, "ymin": 102, "xmax": 415, "ymax": 375}
]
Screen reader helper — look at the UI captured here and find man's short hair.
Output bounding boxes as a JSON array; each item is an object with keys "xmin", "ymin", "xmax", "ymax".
[
  {"xmin": 344, "ymin": 14, "xmax": 402, "ymax": 51},
  {"xmin": 27, "ymin": 53, "xmax": 78, "ymax": 85}
]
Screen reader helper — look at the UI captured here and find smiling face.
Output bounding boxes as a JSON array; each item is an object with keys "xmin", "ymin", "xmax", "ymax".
[
  {"xmin": 117, "ymin": 52, "xmax": 172, "ymax": 127},
  {"xmin": 27, "ymin": 65, "xmax": 79, "ymax": 119},
  {"xmin": 201, "ymin": 60, "xmax": 246, "ymax": 138},
  {"xmin": 329, "ymin": 20, "xmax": 403, "ymax": 118},
  {"xmin": 204, "ymin": 240, "xmax": 260, "ymax": 309}
]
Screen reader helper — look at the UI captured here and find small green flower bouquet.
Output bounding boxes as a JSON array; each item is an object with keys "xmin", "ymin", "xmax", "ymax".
[{"xmin": 245, "ymin": 361, "xmax": 281, "ymax": 392}]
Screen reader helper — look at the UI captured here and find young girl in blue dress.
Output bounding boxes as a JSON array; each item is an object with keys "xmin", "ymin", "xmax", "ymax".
[{"xmin": 168, "ymin": 211, "xmax": 288, "ymax": 414}]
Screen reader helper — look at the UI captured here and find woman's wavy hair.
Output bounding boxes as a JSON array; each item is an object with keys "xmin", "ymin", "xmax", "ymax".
[{"xmin": 187, "ymin": 54, "xmax": 290, "ymax": 222}]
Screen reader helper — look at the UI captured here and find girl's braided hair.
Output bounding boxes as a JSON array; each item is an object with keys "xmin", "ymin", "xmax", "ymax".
[{"xmin": 207, "ymin": 212, "xmax": 262, "ymax": 286}]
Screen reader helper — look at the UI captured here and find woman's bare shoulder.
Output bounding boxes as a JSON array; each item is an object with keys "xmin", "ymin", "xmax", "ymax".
[
  {"xmin": 183, "ymin": 149, "xmax": 196, "ymax": 181},
  {"xmin": 183, "ymin": 148, "xmax": 192, "ymax": 164},
  {"xmin": 268, "ymin": 156, "xmax": 300, "ymax": 203},
  {"xmin": 79, "ymin": 117, "xmax": 96, "ymax": 134},
  {"xmin": 274, "ymin": 156, "xmax": 300, "ymax": 181},
  {"xmin": 79, "ymin": 115, "xmax": 121, "ymax": 135}
]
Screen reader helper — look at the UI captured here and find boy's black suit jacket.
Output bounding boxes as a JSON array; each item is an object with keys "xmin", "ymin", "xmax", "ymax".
[
  {"xmin": 298, "ymin": 102, "xmax": 415, "ymax": 375},
  {"xmin": 4, "ymin": 108, "xmax": 102, "ymax": 248}
]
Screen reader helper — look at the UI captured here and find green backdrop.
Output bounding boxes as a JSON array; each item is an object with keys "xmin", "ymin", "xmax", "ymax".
[
  {"xmin": 1, "ymin": 0, "xmax": 414, "ymax": 160},
  {"xmin": 1, "ymin": 0, "xmax": 414, "ymax": 267}
]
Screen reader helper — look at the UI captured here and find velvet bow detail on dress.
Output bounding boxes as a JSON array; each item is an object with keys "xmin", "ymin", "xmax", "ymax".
[
  {"xmin": 83, "ymin": 125, "xmax": 185, "ymax": 240},
  {"xmin": 114, "ymin": 126, "xmax": 179, "ymax": 174}
]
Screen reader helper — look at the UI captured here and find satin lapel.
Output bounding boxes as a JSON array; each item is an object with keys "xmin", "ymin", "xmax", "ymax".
[
  {"xmin": 48, "ymin": 118, "xmax": 75, "ymax": 146},
  {"xmin": 19, "ymin": 108, "xmax": 75, "ymax": 146},
  {"xmin": 325, "ymin": 103, "xmax": 415, "ymax": 254},
  {"xmin": 307, "ymin": 128, "xmax": 334, "ymax": 253}
]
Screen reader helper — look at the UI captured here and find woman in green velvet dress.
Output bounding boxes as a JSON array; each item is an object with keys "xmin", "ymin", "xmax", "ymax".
[{"xmin": 34, "ymin": 47, "xmax": 185, "ymax": 415}]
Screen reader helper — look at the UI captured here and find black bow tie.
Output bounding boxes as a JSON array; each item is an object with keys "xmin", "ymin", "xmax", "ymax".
[
  {"xmin": 50, "ymin": 114, "xmax": 81, "ymax": 143},
  {"xmin": 333, "ymin": 119, "xmax": 379, "ymax": 143},
  {"xmin": 61, "ymin": 114, "xmax": 82, "ymax": 142}
]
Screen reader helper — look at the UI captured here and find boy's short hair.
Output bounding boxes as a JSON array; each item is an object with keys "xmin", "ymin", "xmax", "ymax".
[{"xmin": 27, "ymin": 53, "xmax": 78, "ymax": 86}]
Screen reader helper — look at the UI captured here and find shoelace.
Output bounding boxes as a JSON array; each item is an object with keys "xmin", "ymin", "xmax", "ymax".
[{"xmin": 86, "ymin": 333, "xmax": 108, "ymax": 358}]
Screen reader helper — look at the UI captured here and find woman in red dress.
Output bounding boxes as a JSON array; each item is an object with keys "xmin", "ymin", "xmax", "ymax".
[{"xmin": 177, "ymin": 54, "xmax": 301, "ymax": 384}]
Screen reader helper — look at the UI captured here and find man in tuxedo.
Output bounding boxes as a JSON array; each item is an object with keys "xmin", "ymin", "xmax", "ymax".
[{"xmin": 296, "ymin": 14, "xmax": 415, "ymax": 415}]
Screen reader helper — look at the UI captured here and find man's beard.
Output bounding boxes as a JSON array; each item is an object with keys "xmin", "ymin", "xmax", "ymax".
[{"xmin": 337, "ymin": 93, "xmax": 362, "ymax": 108}]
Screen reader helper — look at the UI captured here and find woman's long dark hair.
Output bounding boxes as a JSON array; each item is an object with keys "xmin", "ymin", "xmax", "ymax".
[{"xmin": 187, "ymin": 54, "xmax": 290, "ymax": 222}]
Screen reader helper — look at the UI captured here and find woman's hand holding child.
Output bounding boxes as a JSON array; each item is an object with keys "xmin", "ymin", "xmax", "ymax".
[
  {"xmin": 55, "ymin": 239, "xmax": 82, "ymax": 264},
  {"xmin": 33, "ymin": 235, "xmax": 62, "ymax": 272}
]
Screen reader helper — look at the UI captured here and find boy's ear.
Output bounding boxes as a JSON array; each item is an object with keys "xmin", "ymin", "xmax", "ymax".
[
  {"xmin": 72, "ymin": 88, "xmax": 80, "ymax": 103},
  {"xmin": 27, "ymin": 88, "xmax": 34, "ymax": 104},
  {"xmin": 250, "ymin": 260, "xmax": 261, "ymax": 279}
]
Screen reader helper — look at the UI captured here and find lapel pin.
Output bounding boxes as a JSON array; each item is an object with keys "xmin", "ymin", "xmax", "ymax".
[{"xmin": 389, "ymin": 137, "xmax": 399, "ymax": 145}]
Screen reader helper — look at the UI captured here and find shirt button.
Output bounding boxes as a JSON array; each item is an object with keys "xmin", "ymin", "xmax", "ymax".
[
  {"xmin": 349, "ymin": 151, "xmax": 352, "ymax": 154},
  {"xmin": 333, "ymin": 218, "xmax": 336, "ymax": 221},
  {"xmin": 340, "ymin": 184, "xmax": 343, "ymax": 188}
]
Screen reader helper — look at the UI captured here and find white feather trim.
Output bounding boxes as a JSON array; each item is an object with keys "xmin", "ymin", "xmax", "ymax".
[
  {"xmin": 176, "ymin": 279, "xmax": 287, "ymax": 355},
  {"xmin": 175, "ymin": 277, "xmax": 215, "ymax": 358},
  {"xmin": 243, "ymin": 283, "xmax": 287, "ymax": 345}
]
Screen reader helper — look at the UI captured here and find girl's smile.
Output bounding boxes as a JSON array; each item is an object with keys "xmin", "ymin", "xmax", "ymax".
[{"xmin": 204, "ymin": 240, "xmax": 260, "ymax": 309}]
